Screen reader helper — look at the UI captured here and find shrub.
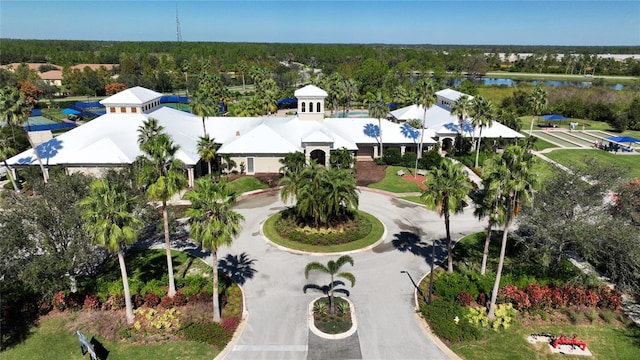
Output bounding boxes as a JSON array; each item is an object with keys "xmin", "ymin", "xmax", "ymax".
[
  {"xmin": 492, "ymin": 303, "xmax": 517, "ymax": 331},
  {"xmin": 599, "ymin": 309, "xmax": 615, "ymax": 323},
  {"xmin": 400, "ymin": 152, "xmax": 417, "ymax": 168},
  {"xmin": 433, "ymin": 272, "xmax": 480, "ymax": 300},
  {"xmin": 144, "ymin": 293, "xmax": 161, "ymax": 308},
  {"xmin": 524, "ymin": 284, "xmax": 552, "ymax": 310},
  {"xmin": 221, "ymin": 316, "xmax": 240, "ymax": 333},
  {"xmin": 110, "ymin": 295, "xmax": 125, "ymax": 310},
  {"xmin": 382, "ymin": 148, "xmax": 402, "ymax": 165},
  {"xmin": 498, "ymin": 285, "xmax": 530, "ymax": 310},
  {"xmin": 66, "ymin": 293, "xmax": 84, "ymax": 310},
  {"xmin": 420, "ymin": 299, "xmax": 481, "ymax": 343},
  {"xmin": 173, "ymin": 292, "xmax": 188, "ymax": 307},
  {"xmin": 455, "ymin": 291, "xmax": 473, "ymax": 307},
  {"xmin": 141, "ymin": 279, "xmax": 167, "ymax": 297},
  {"xmin": 132, "ymin": 294, "xmax": 144, "ymax": 308},
  {"xmin": 83, "ymin": 294, "xmax": 100, "ymax": 310},
  {"xmin": 160, "ymin": 295, "xmax": 174, "ymax": 309},
  {"xmin": 313, "ymin": 301, "xmax": 328, "ymax": 316},
  {"xmin": 182, "ymin": 321, "xmax": 233, "ymax": 349},
  {"xmin": 585, "ymin": 309, "xmax": 599, "ymax": 323},
  {"xmin": 465, "ymin": 306, "xmax": 489, "ymax": 328},
  {"xmin": 52, "ymin": 291, "xmax": 67, "ymax": 312}
]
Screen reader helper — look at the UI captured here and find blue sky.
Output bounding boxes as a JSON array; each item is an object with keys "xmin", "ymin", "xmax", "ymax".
[{"xmin": 1, "ymin": 1, "xmax": 639, "ymax": 46}]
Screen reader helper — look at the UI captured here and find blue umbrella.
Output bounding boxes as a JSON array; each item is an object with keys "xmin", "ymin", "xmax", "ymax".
[
  {"xmin": 61, "ymin": 108, "xmax": 81, "ymax": 115},
  {"xmin": 541, "ymin": 114, "xmax": 568, "ymax": 121}
]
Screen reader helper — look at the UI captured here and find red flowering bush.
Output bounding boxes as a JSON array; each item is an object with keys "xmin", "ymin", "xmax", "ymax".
[
  {"xmin": 498, "ymin": 285, "xmax": 530, "ymax": 310},
  {"xmin": 525, "ymin": 284, "xmax": 553, "ymax": 310},
  {"xmin": 476, "ymin": 292, "xmax": 488, "ymax": 307},
  {"xmin": 52, "ymin": 291, "xmax": 67, "ymax": 312},
  {"xmin": 455, "ymin": 291, "xmax": 473, "ymax": 307},
  {"xmin": 66, "ymin": 293, "xmax": 85, "ymax": 310},
  {"xmin": 83, "ymin": 294, "xmax": 100, "ymax": 310},
  {"xmin": 144, "ymin": 293, "xmax": 161, "ymax": 308},
  {"xmin": 160, "ymin": 295, "xmax": 174, "ymax": 309},
  {"xmin": 173, "ymin": 292, "xmax": 188, "ymax": 307}
]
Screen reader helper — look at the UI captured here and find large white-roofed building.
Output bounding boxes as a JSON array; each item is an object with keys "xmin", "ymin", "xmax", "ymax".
[{"xmin": 6, "ymin": 84, "xmax": 438, "ymax": 185}]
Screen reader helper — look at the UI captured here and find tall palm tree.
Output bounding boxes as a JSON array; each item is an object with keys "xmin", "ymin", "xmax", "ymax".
[
  {"xmin": 136, "ymin": 118, "xmax": 188, "ymax": 298},
  {"xmin": 0, "ymin": 136, "xmax": 20, "ymax": 192},
  {"xmin": 414, "ymin": 78, "xmax": 438, "ymax": 159},
  {"xmin": 421, "ymin": 158, "xmax": 471, "ymax": 273},
  {"xmin": 0, "ymin": 86, "xmax": 48, "ymax": 183},
  {"xmin": 190, "ymin": 87, "xmax": 215, "ymax": 136},
  {"xmin": 470, "ymin": 96, "xmax": 495, "ymax": 168},
  {"xmin": 305, "ymin": 255, "xmax": 355, "ymax": 314},
  {"xmin": 484, "ymin": 145, "xmax": 539, "ymax": 321},
  {"xmin": 451, "ymin": 95, "xmax": 472, "ymax": 137},
  {"xmin": 185, "ymin": 176, "xmax": 244, "ymax": 322},
  {"xmin": 471, "ymin": 184, "xmax": 505, "ymax": 275},
  {"xmin": 527, "ymin": 86, "xmax": 548, "ymax": 134},
  {"xmin": 79, "ymin": 178, "xmax": 142, "ymax": 325},
  {"xmin": 197, "ymin": 134, "xmax": 217, "ymax": 175},
  {"xmin": 368, "ymin": 91, "xmax": 388, "ymax": 158},
  {"xmin": 342, "ymin": 78, "xmax": 359, "ymax": 117}
]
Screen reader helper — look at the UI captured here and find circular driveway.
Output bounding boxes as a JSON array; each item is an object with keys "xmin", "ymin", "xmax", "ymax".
[{"xmin": 218, "ymin": 188, "xmax": 485, "ymax": 360}]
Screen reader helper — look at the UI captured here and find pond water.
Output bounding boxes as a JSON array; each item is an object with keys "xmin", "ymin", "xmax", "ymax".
[{"xmin": 450, "ymin": 77, "xmax": 625, "ymax": 90}]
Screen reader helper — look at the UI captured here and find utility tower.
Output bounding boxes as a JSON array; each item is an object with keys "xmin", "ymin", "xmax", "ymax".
[{"xmin": 176, "ymin": 4, "xmax": 182, "ymax": 42}]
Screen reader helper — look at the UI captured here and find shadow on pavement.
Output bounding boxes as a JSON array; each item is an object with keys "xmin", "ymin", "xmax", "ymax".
[
  {"xmin": 391, "ymin": 231, "xmax": 447, "ymax": 266},
  {"xmin": 303, "ymin": 280, "xmax": 351, "ymax": 298},
  {"xmin": 218, "ymin": 252, "xmax": 258, "ymax": 285}
]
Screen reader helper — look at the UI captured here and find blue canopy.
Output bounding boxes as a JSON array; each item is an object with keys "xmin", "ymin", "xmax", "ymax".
[
  {"xmin": 276, "ymin": 98, "xmax": 297, "ymax": 105},
  {"xmin": 541, "ymin": 114, "xmax": 568, "ymax": 121},
  {"xmin": 61, "ymin": 108, "xmax": 81, "ymax": 115},
  {"xmin": 606, "ymin": 136, "xmax": 640, "ymax": 144}
]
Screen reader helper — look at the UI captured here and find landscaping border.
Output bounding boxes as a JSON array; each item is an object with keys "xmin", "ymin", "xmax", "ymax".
[{"xmin": 308, "ymin": 296, "xmax": 357, "ymax": 340}]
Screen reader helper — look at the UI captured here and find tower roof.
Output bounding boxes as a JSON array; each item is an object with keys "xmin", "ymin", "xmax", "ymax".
[{"xmin": 294, "ymin": 84, "xmax": 328, "ymax": 98}]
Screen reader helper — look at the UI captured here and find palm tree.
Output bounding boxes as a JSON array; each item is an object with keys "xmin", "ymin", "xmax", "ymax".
[
  {"xmin": 470, "ymin": 96, "xmax": 495, "ymax": 168},
  {"xmin": 421, "ymin": 158, "xmax": 471, "ymax": 273},
  {"xmin": 451, "ymin": 95, "xmax": 472, "ymax": 137},
  {"xmin": 368, "ymin": 91, "xmax": 388, "ymax": 158},
  {"xmin": 0, "ymin": 136, "xmax": 20, "ymax": 192},
  {"xmin": 484, "ymin": 145, "xmax": 539, "ymax": 321},
  {"xmin": 197, "ymin": 135, "xmax": 217, "ymax": 175},
  {"xmin": 471, "ymin": 185, "xmax": 505, "ymax": 275},
  {"xmin": 342, "ymin": 78, "xmax": 359, "ymax": 117},
  {"xmin": 527, "ymin": 86, "xmax": 548, "ymax": 134},
  {"xmin": 414, "ymin": 78, "xmax": 438, "ymax": 159},
  {"xmin": 79, "ymin": 178, "xmax": 142, "ymax": 325},
  {"xmin": 190, "ymin": 87, "xmax": 215, "ymax": 136},
  {"xmin": 0, "ymin": 86, "xmax": 48, "ymax": 183},
  {"xmin": 185, "ymin": 176, "xmax": 244, "ymax": 322},
  {"xmin": 278, "ymin": 151, "xmax": 306, "ymax": 174},
  {"xmin": 136, "ymin": 118, "xmax": 188, "ymax": 298},
  {"xmin": 305, "ymin": 255, "xmax": 355, "ymax": 314}
]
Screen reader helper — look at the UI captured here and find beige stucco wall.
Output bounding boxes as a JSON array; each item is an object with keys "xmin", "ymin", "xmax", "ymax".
[{"xmin": 228, "ymin": 155, "xmax": 283, "ymax": 174}]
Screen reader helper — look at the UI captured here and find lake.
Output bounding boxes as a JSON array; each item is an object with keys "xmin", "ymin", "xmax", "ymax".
[{"xmin": 450, "ymin": 77, "xmax": 625, "ymax": 90}]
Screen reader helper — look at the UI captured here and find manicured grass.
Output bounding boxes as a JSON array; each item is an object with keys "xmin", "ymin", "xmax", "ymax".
[
  {"xmin": 262, "ymin": 210, "xmax": 384, "ymax": 253},
  {"xmin": 1, "ymin": 316, "xmax": 218, "ymax": 360},
  {"xmin": 226, "ymin": 175, "xmax": 268, "ymax": 195},
  {"xmin": 449, "ymin": 322, "xmax": 640, "ymax": 360},
  {"xmin": 368, "ymin": 166, "xmax": 424, "ymax": 193},
  {"xmin": 94, "ymin": 249, "xmax": 210, "ymax": 285},
  {"xmin": 544, "ymin": 149, "xmax": 640, "ymax": 180},
  {"xmin": 477, "ymin": 87, "xmax": 517, "ymax": 105}
]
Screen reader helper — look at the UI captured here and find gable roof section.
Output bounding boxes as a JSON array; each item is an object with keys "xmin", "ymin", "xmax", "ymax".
[
  {"xmin": 100, "ymin": 86, "xmax": 163, "ymax": 106},
  {"xmin": 218, "ymin": 123, "xmax": 301, "ymax": 154}
]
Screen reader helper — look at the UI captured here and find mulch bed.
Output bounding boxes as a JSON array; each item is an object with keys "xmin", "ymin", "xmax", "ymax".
[{"xmin": 401, "ymin": 174, "xmax": 427, "ymax": 190}]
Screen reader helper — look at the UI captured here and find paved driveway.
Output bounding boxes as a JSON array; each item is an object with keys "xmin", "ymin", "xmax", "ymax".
[{"xmin": 217, "ymin": 188, "xmax": 485, "ymax": 360}]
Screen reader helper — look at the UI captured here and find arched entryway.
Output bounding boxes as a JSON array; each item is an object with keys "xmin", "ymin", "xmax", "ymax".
[
  {"xmin": 442, "ymin": 138, "xmax": 454, "ymax": 152},
  {"xmin": 309, "ymin": 149, "xmax": 326, "ymax": 166}
]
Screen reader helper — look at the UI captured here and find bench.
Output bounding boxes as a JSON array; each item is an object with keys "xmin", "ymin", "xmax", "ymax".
[
  {"xmin": 417, "ymin": 169, "xmax": 427, "ymax": 177},
  {"xmin": 396, "ymin": 170, "xmax": 405, "ymax": 176},
  {"xmin": 77, "ymin": 330, "xmax": 98, "ymax": 360}
]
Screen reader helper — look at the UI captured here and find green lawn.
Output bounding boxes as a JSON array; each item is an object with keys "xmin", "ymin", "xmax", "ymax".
[
  {"xmin": 1, "ymin": 316, "xmax": 218, "ymax": 360},
  {"xmin": 262, "ymin": 210, "xmax": 384, "ymax": 253},
  {"xmin": 544, "ymin": 149, "xmax": 640, "ymax": 180},
  {"xmin": 450, "ymin": 322, "xmax": 640, "ymax": 360},
  {"xmin": 226, "ymin": 175, "xmax": 268, "ymax": 195},
  {"xmin": 368, "ymin": 166, "xmax": 423, "ymax": 193}
]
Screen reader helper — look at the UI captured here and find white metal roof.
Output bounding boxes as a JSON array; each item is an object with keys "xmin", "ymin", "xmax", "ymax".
[
  {"xmin": 294, "ymin": 84, "xmax": 328, "ymax": 98},
  {"xmin": 100, "ymin": 86, "xmax": 163, "ymax": 105}
]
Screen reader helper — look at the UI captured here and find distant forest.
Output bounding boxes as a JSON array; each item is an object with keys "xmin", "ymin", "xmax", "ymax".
[{"xmin": 2, "ymin": 39, "xmax": 640, "ymax": 78}]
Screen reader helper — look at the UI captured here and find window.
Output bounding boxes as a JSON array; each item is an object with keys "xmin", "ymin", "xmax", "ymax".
[
  {"xmin": 120, "ymin": 107, "xmax": 126, "ymax": 113},
  {"xmin": 109, "ymin": 107, "xmax": 115, "ymax": 113},
  {"xmin": 309, "ymin": 102, "xmax": 314, "ymax": 112},
  {"xmin": 317, "ymin": 102, "xmax": 321, "ymax": 113},
  {"xmin": 301, "ymin": 102, "xmax": 306, "ymax": 112},
  {"xmin": 131, "ymin": 107, "xmax": 137, "ymax": 113}
]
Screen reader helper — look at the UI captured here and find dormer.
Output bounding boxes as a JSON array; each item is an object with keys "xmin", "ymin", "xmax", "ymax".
[
  {"xmin": 100, "ymin": 86, "xmax": 163, "ymax": 115},
  {"xmin": 294, "ymin": 85, "xmax": 327, "ymax": 121},
  {"xmin": 435, "ymin": 88, "xmax": 471, "ymax": 110}
]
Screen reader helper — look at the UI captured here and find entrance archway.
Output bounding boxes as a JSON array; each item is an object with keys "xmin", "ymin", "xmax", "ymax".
[
  {"xmin": 309, "ymin": 149, "xmax": 326, "ymax": 166},
  {"xmin": 442, "ymin": 138, "xmax": 454, "ymax": 152}
]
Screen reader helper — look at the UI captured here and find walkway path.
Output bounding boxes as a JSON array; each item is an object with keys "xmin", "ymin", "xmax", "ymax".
[{"xmin": 211, "ymin": 188, "xmax": 485, "ymax": 360}]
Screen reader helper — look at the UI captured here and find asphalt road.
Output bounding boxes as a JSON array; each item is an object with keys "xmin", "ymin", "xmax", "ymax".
[{"xmin": 215, "ymin": 188, "xmax": 485, "ymax": 360}]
